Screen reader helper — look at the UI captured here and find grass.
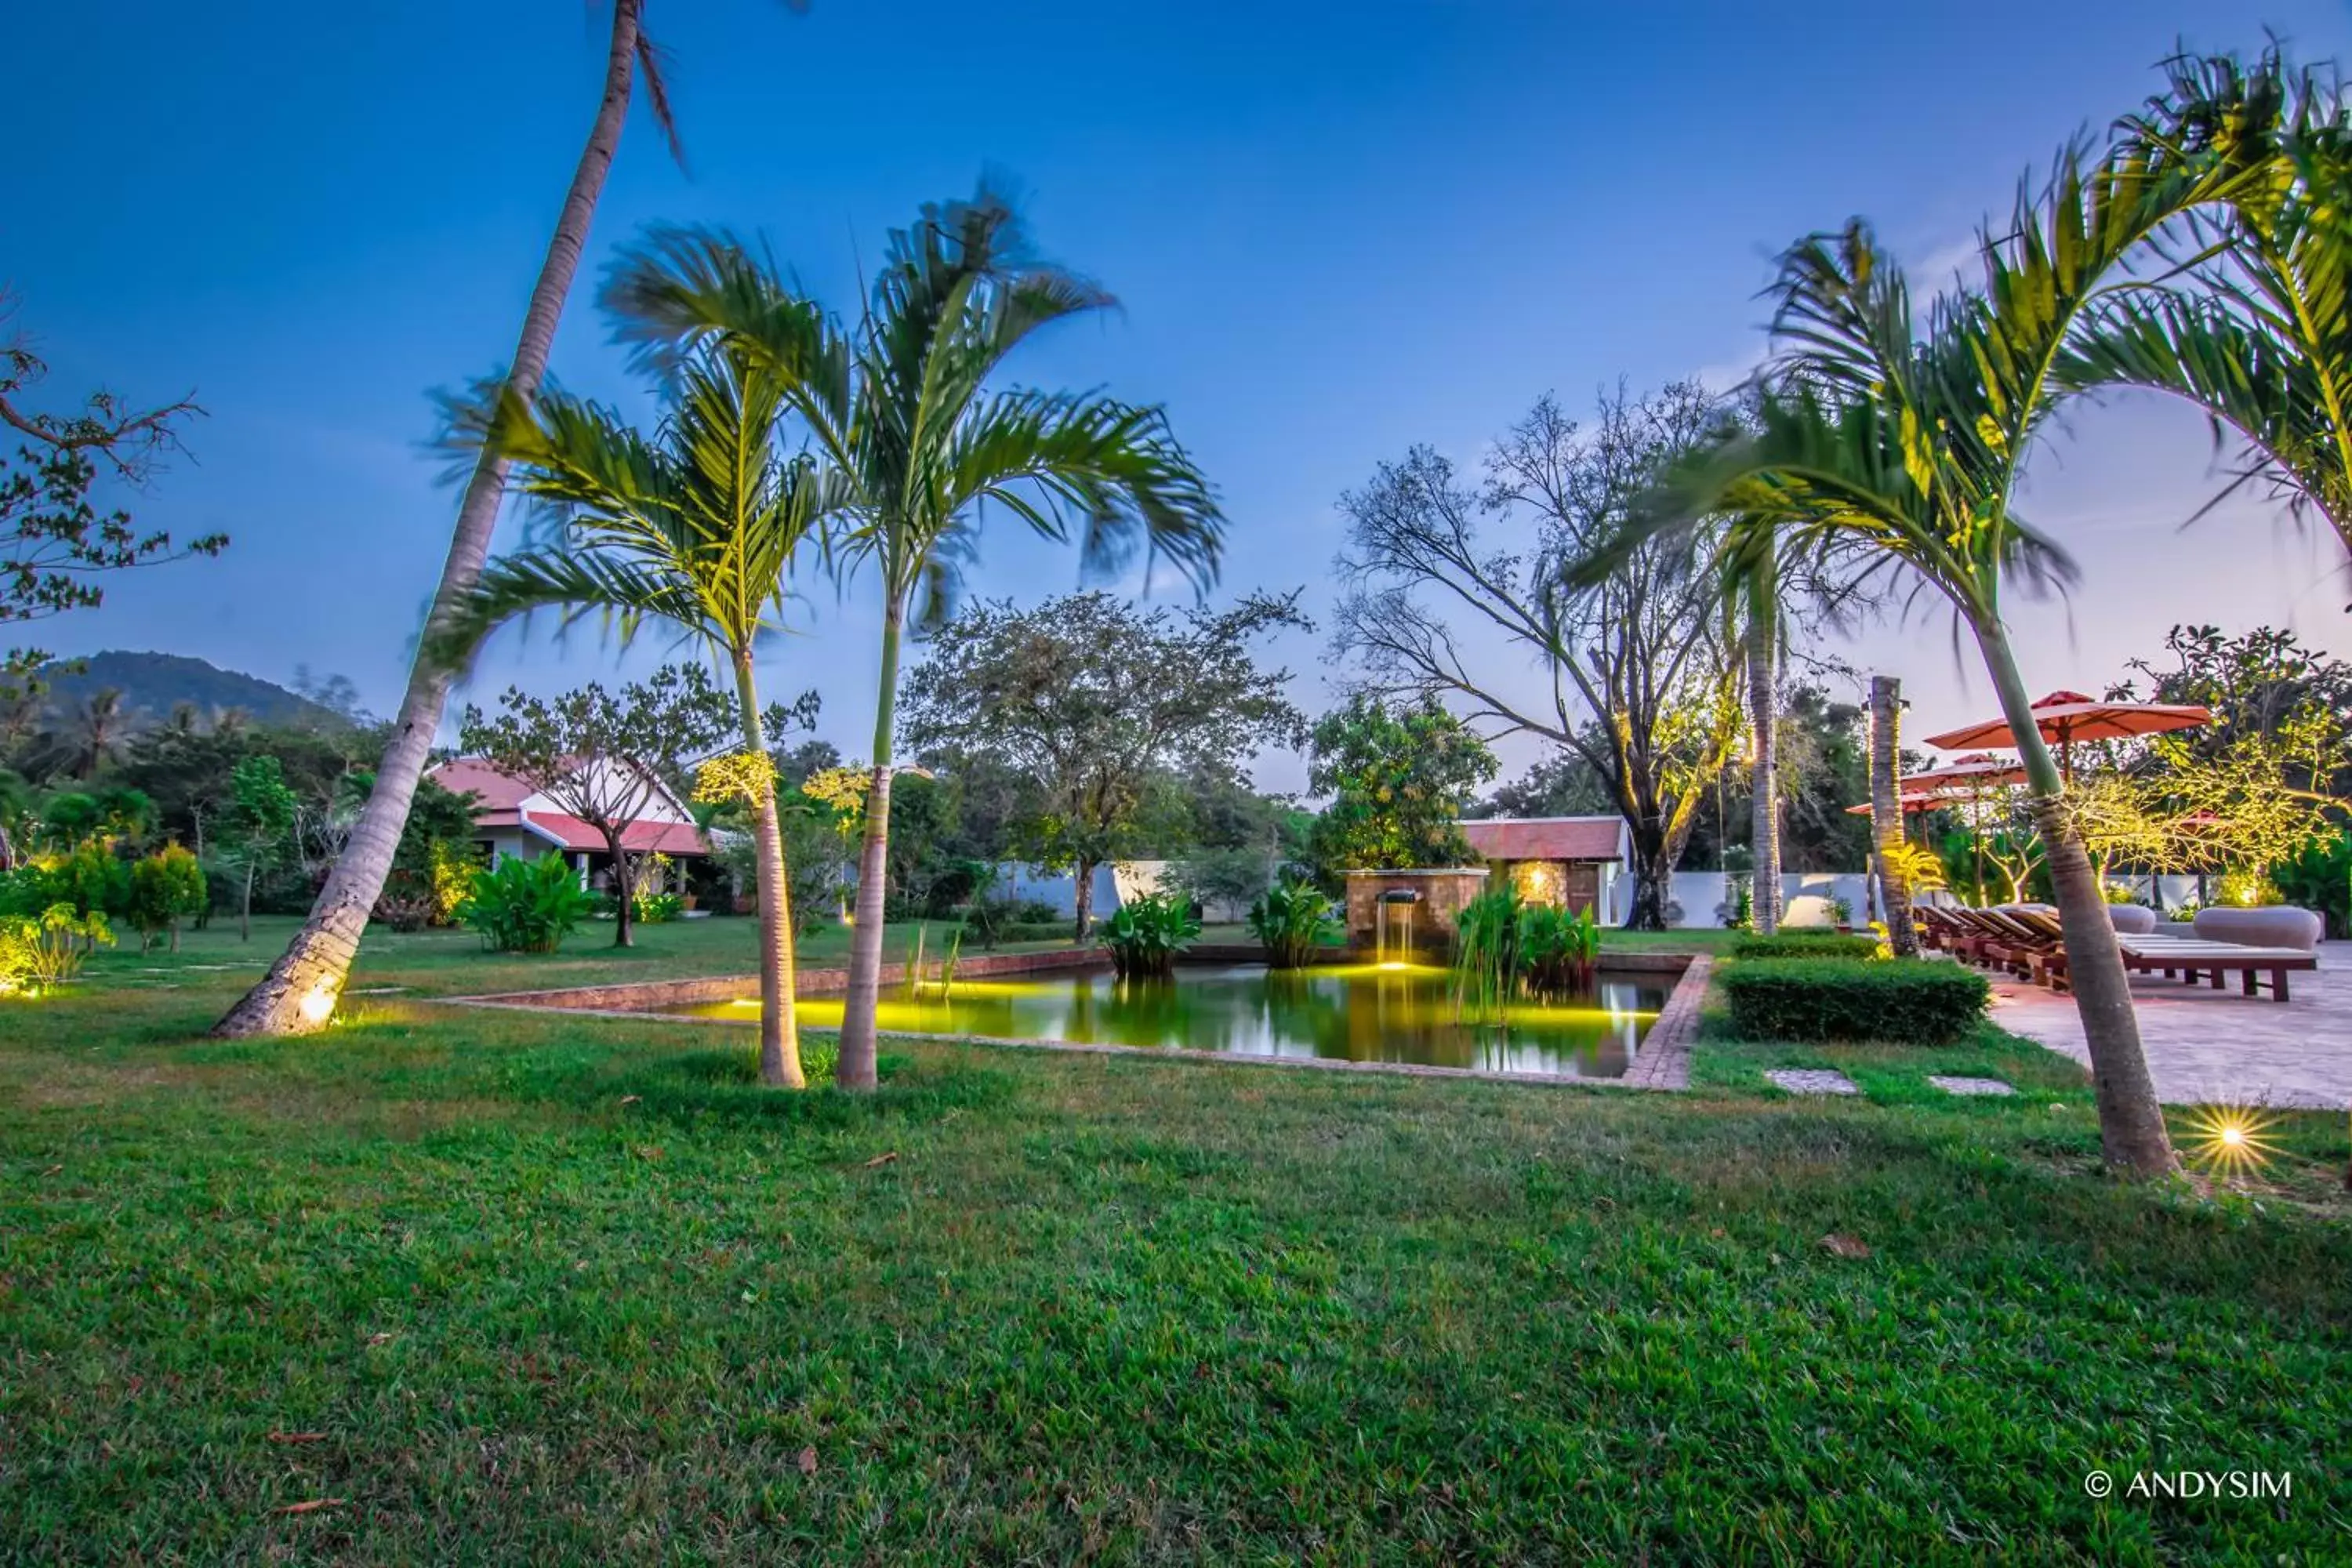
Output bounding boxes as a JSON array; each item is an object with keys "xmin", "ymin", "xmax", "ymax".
[{"xmin": 3, "ymin": 924, "xmax": 2348, "ymax": 1561}]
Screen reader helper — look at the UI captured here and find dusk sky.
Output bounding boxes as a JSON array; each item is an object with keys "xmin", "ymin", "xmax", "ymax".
[{"xmin": 9, "ymin": 0, "xmax": 2350, "ymax": 793}]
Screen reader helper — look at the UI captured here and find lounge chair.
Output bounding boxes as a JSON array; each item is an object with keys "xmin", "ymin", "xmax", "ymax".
[{"xmin": 2014, "ymin": 911, "xmax": 2318, "ymax": 1001}]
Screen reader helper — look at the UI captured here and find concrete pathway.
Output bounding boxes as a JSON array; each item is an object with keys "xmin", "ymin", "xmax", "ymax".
[
  {"xmin": 1991, "ymin": 939, "xmax": 2352, "ymax": 1109},
  {"xmin": 1766, "ymin": 1069, "xmax": 1860, "ymax": 1096}
]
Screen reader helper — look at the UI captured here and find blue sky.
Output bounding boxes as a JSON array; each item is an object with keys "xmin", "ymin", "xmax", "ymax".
[{"xmin": 8, "ymin": 0, "xmax": 2349, "ymax": 790}]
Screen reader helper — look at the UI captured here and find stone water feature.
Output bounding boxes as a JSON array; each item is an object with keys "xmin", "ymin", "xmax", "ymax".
[{"xmin": 1341, "ymin": 868, "xmax": 1490, "ymax": 960}]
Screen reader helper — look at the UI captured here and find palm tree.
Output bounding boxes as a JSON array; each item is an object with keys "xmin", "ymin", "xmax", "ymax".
[
  {"xmin": 216, "ymin": 0, "xmax": 677, "ymax": 1038},
  {"xmin": 604, "ymin": 191, "xmax": 1226, "ymax": 1090},
  {"xmin": 1593, "ymin": 144, "xmax": 2223, "ymax": 1176},
  {"xmin": 2061, "ymin": 47, "xmax": 2352, "ymax": 561},
  {"xmin": 429, "ymin": 323, "xmax": 837, "ymax": 1089}
]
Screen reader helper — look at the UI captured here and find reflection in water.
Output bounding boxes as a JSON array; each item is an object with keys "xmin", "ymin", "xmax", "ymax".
[{"xmin": 674, "ymin": 964, "xmax": 1664, "ymax": 1079}]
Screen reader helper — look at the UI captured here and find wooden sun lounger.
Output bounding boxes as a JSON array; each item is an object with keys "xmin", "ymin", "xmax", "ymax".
[{"xmin": 2034, "ymin": 936, "xmax": 2317, "ymax": 1001}]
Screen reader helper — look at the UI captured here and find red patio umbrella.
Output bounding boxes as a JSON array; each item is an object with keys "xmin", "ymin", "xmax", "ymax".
[{"xmin": 1922, "ymin": 691, "xmax": 2210, "ymax": 784}]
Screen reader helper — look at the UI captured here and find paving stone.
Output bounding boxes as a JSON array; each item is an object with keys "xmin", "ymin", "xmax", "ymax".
[
  {"xmin": 1928, "ymin": 1074, "xmax": 2016, "ymax": 1097},
  {"xmin": 1766, "ymin": 1068, "xmax": 1859, "ymax": 1096},
  {"xmin": 1991, "ymin": 940, "xmax": 2352, "ymax": 1109}
]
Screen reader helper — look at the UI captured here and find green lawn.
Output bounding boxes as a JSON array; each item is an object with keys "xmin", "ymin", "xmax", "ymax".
[{"xmin": 3, "ymin": 922, "xmax": 2347, "ymax": 1561}]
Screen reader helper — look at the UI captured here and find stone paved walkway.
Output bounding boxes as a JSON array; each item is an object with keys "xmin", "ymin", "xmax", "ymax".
[
  {"xmin": 1991, "ymin": 940, "xmax": 2352, "ymax": 1109},
  {"xmin": 1928, "ymin": 1075, "xmax": 2015, "ymax": 1097},
  {"xmin": 1621, "ymin": 956, "xmax": 1707, "ymax": 1090},
  {"xmin": 1766, "ymin": 1068, "xmax": 1860, "ymax": 1095}
]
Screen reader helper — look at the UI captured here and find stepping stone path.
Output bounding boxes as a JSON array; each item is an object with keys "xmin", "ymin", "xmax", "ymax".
[
  {"xmin": 1765, "ymin": 1069, "xmax": 1860, "ymax": 1096},
  {"xmin": 1928, "ymin": 1074, "xmax": 2016, "ymax": 1098}
]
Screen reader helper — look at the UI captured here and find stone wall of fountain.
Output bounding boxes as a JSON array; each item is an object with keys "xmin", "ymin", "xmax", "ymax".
[{"xmin": 1341, "ymin": 868, "xmax": 1491, "ymax": 959}]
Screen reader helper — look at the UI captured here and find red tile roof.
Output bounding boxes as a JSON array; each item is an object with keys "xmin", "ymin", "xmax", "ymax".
[
  {"xmin": 520, "ymin": 812, "xmax": 710, "ymax": 857},
  {"xmin": 429, "ymin": 758, "xmax": 534, "ymax": 811},
  {"xmin": 1458, "ymin": 817, "xmax": 1624, "ymax": 862}
]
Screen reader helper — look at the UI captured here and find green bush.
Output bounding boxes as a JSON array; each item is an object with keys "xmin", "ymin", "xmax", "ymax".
[
  {"xmin": 1730, "ymin": 932, "xmax": 1881, "ymax": 961},
  {"xmin": 0, "ymin": 903, "xmax": 114, "ymax": 993},
  {"xmin": 1247, "ymin": 877, "xmax": 1339, "ymax": 968},
  {"xmin": 1721, "ymin": 957, "xmax": 1989, "ymax": 1045},
  {"xmin": 1103, "ymin": 892, "xmax": 1199, "ymax": 980},
  {"xmin": 634, "ymin": 890, "xmax": 685, "ymax": 924},
  {"xmin": 128, "ymin": 844, "xmax": 208, "ymax": 952},
  {"xmin": 457, "ymin": 855, "xmax": 597, "ymax": 954}
]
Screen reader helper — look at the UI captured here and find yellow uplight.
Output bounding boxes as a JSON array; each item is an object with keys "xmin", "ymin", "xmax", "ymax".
[
  {"xmin": 2183, "ymin": 1104, "xmax": 2280, "ymax": 1178},
  {"xmin": 298, "ymin": 982, "xmax": 339, "ymax": 1025}
]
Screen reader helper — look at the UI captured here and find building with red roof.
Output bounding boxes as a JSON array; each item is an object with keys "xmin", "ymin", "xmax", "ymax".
[
  {"xmin": 430, "ymin": 757, "xmax": 712, "ymax": 887},
  {"xmin": 1457, "ymin": 815, "xmax": 1628, "ymax": 917}
]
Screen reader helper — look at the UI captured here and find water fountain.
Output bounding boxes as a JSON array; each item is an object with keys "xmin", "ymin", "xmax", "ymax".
[{"xmin": 1374, "ymin": 888, "xmax": 1421, "ymax": 966}]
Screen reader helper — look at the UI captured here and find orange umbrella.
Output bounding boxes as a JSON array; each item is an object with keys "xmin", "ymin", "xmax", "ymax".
[{"xmin": 1923, "ymin": 691, "xmax": 2210, "ymax": 783}]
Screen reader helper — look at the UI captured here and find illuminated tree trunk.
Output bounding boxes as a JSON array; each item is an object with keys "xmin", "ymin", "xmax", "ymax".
[
  {"xmin": 1745, "ymin": 556, "xmax": 1781, "ymax": 935},
  {"xmin": 212, "ymin": 0, "xmax": 644, "ymax": 1038},
  {"xmin": 1073, "ymin": 856, "xmax": 1100, "ymax": 944},
  {"xmin": 1979, "ymin": 622, "xmax": 2173, "ymax": 1176},
  {"xmin": 1869, "ymin": 675, "xmax": 1917, "ymax": 956},
  {"xmin": 837, "ymin": 591, "xmax": 906, "ymax": 1092},
  {"xmin": 731, "ymin": 649, "xmax": 802, "ymax": 1089}
]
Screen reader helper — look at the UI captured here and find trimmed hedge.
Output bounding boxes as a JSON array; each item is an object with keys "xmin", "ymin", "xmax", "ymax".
[
  {"xmin": 1730, "ymin": 932, "xmax": 1880, "ymax": 961},
  {"xmin": 1721, "ymin": 957, "xmax": 1989, "ymax": 1045}
]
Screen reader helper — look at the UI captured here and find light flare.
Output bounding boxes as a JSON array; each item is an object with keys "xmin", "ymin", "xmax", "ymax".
[{"xmin": 2183, "ymin": 1103, "xmax": 2281, "ymax": 1178}]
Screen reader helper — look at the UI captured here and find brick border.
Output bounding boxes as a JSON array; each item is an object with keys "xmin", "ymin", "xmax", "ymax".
[{"xmin": 439, "ymin": 950, "xmax": 1712, "ymax": 1094}]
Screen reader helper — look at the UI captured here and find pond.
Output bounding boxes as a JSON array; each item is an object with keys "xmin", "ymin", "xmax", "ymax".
[{"xmin": 664, "ymin": 962, "xmax": 1671, "ymax": 1080}]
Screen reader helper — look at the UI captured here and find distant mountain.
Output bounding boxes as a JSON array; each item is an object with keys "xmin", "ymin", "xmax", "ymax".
[{"xmin": 42, "ymin": 651, "xmax": 354, "ymax": 731}]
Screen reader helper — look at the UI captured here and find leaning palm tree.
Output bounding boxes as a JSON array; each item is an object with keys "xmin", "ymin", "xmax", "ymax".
[
  {"xmin": 216, "ymin": 0, "xmax": 681, "ymax": 1038},
  {"xmin": 2061, "ymin": 47, "xmax": 2352, "ymax": 561},
  {"xmin": 1590, "ymin": 143, "xmax": 2226, "ymax": 1176},
  {"xmin": 604, "ymin": 191, "xmax": 1225, "ymax": 1090},
  {"xmin": 427, "ymin": 332, "xmax": 838, "ymax": 1089}
]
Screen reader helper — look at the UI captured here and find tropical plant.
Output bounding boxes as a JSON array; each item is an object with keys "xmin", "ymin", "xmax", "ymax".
[
  {"xmin": 2062, "ymin": 48, "xmax": 2352, "ymax": 558},
  {"xmin": 1515, "ymin": 902, "xmax": 1602, "ymax": 994},
  {"xmin": 420, "ymin": 258, "xmax": 843, "ymax": 1091},
  {"xmin": 1246, "ymin": 876, "xmax": 1339, "ymax": 969},
  {"xmin": 633, "ymin": 890, "xmax": 685, "ymax": 924},
  {"xmin": 456, "ymin": 855, "xmax": 597, "ymax": 955},
  {"xmin": 0, "ymin": 902, "xmax": 113, "ymax": 993},
  {"xmin": 597, "ymin": 187, "xmax": 1225, "ymax": 1089},
  {"xmin": 127, "ymin": 842, "xmax": 206, "ymax": 953},
  {"xmin": 2272, "ymin": 829, "xmax": 2351, "ymax": 938},
  {"xmin": 1102, "ymin": 891, "xmax": 1200, "ymax": 980},
  {"xmin": 1580, "ymin": 140, "xmax": 2226, "ymax": 1174},
  {"xmin": 1880, "ymin": 840, "xmax": 1947, "ymax": 902},
  {"xmin": 219, "ymin": 0, "xmax": 683, "ymax": 1038}
]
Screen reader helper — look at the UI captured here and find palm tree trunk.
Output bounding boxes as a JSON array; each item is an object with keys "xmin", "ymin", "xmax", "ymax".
[
  {"xmin": 1869, "ymin": 676, "xmax": 1917, "ymax": 956},
  {"xmin": 211, "ymin": 0, "xmax": 645, "ymax": 1039},
  {"xmin": 1976, "ymin": 622, "xmax": 2173, "ymax": 1176},
  {"xmin": 1746, "ymin": 569, "xmax": 1780, "ymax": 935},
  {"xmin": 240, "ymin": 861, "xmax": 254, "ymax": 942},
  {"xmin": 731, "ymin": 649, "xmax": 803, "ymax": 1089},
  {"xmin": 837, "ymin": 592, "xmax": 906, "ymax": 1091},
  {"xmin": 606, "ymin": 827, "xmax": 636, "ymax": 949}
]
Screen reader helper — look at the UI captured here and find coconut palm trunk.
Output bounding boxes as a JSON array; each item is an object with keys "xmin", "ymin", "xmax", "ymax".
[
  {"xmin": 731, "ymin": 649, "xmax": 802, "ymax": 1089},
  {"xmin": 837, "ymin": 590, "xmax": 906, "ymax": 1092},
  {"xmin": 1867, "ymin": 675, "xmax": 1918, "ymax": 956},
  {"xmin": 212, "ymin": 0, "xmax": 646, "ymax": 1038},
  {"xmin": 1976, "ymin": 623, "xmax": 2172, "ymax": 1171},
  {"xmin": 1745, "ymin": 554, "xmax": 1781, "ymax": 935}
]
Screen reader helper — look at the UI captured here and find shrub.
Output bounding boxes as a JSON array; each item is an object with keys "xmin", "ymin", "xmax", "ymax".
[
  {"xmin": 0, "ymin": 903, "xmax": 114, "ymax": 993},
  {"xmin": 1103, "ymin": 892, "xmax": 1199, "ymax": 979},
  {"xmin": 128, "ymin": 844, "xmax": 208, "ymax": 952},
  {"xmin": 457, "ymin": 855, "xmax": 597, "ymax": 954},
  {"xmin": 1516, "ymin": 901, "xmax": 1600, "ymax": 993},
  {"xmin": 634, "ymin": 890, "xmax": 685, "ymax": 924},
  {"xmin": 1730, "ymin": 932, "xmax": 1881, "ymax": 961},
  {"xmin": 1721, "ymin": 957, "xmax": 1989, "ymax": 1045},
  {"xmin": 1247, "ymin": 877, "xmax": 1339, "ymax": 968},
  {"xmin": 0, "ymin": 862, "xmax": 67, "ymax": 918}
]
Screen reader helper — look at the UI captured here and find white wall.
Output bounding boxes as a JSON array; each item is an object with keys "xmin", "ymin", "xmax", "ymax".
[{"xmin": 1624, "ymin": 870, "xmax": 1877, "ymax": 929}]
